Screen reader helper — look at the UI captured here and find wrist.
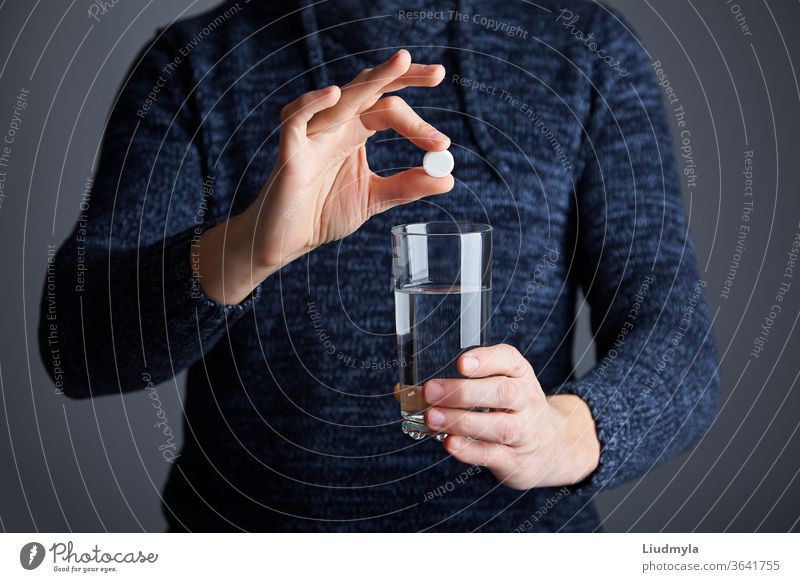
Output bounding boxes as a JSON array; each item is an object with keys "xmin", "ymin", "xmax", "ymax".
[
  {"xmin": 547, "ymin": 393, "xmax": 601, "ymax": 485},
  {"xmin": 243, "ymin": 184, "xmax": 313, "ymax": 274},
  {"xmin": 196, "ymin": 213, "xmax": 274, "ymax": 305}
]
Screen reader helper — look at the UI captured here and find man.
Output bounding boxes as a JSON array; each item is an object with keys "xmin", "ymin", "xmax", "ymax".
[{"xmin": 39, "ymin": 0, "xmax": 719, "ymax": 531}]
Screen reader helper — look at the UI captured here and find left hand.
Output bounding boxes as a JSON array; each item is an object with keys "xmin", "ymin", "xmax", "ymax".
[{"xmin": 420, "ymin": 344, "xmax": 601, "ymax": 489}]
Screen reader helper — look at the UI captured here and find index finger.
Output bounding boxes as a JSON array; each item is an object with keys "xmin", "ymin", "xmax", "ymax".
[
  {"xmin": 307, "ymin": 49, "xmax": 411, "ymax": 133},
  {"xmin": 357, "ymin": 64, "xmax": 446, "ymax": 113},
  {"xmin": 457, "ymin": 345, "xmax": 530, "ymax": 379},
  {"xmin": 423, "ymin": 376, "xmax": 526, "ymax": 411},
  {"xmin": 360, "ymin": 96, "xmax": 450, "ymax": 151},
  {"xmin": 379, "ymin": 64, "xmax": 446, "ymax": 94}
]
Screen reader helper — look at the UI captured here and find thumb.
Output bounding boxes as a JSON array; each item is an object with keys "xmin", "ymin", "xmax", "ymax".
[{"xmin": 368, "ymin": 169, "xmax": 454, "ymax": 216}]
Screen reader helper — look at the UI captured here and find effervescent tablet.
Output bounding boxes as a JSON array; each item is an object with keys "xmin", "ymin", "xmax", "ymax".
[{"xmin": 422, "ymin": 150, "xmax": 454, "ymax": 178}]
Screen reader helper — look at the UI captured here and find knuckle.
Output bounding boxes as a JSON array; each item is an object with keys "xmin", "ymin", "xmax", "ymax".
[
  {"xmin": 415, "ymin": 119, "xmax": 432, "ymax": 137},
  {"xmin": 279, "ymin": 103, "xmax": 294, "ymax": 123},
  {"xmin": 459, "ymin": 412, "xmax": 476, "ymax": 436},
  {"xmin": 353, "ymin": 67, "xmax": 373, "ymax": 86},
  {"xmin": 497, "ymin": 379, "xmax": 518, "ymax": 408},
  {"xmin": 382, "ymin": 95, "xmax": 405, "ymax": 110},
  {"xmin": 510, "ymin": 347, "xmax": 526, "ymax": 373},
  {"xmin": 499, "ymin": 418, "xmax": 519, "ymax": 446},
  {"xmin": 280, "ymin": 122, "xmax": 304, "ymax": 142},
  {"xmin": 457, "ymin": 382, "xmax": 473, "ymax": 407}
]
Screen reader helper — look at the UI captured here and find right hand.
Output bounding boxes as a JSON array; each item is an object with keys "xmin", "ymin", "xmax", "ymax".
[{"xmin": 198, "ymin": 49, "xmax": 454, "ymax": 304}]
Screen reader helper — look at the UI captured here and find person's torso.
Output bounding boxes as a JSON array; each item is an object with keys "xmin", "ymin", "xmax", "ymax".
[{"xmin": 162, "ymin": 0, "xmax": 601, "ymax": 532}]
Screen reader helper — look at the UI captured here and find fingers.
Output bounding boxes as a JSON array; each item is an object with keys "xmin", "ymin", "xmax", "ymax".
[
  {"xmin": 360, "ymin": 96, "xmax": 450, "ymax": 151},
  {"xmin": 393, "ymin": 382, "xmax": 401, "ymax": 402},
  {"xmin": 443, "ymin": 435, "xmax": 513, "ymax": 470},
  {"xmin": 358, "ymin": 64, "xmax": 446, "ymax": 110},
  {"xmin": 307, "ymin": 49, "xmax": 412, "ymax": 134},
  {"xmin": 425, "ymin": 408, "xmax": 525, "ymax": 446},
  {"xmin": 280, "ymin": 85, "xmax": 342, "ymax": 126},
  {"xmin": 278, "ymin": 86, "xmax": 342, "ymax": 159},
  {"xmin": 381, "ymin": 64, "xmax": 446, "ymax": 93},
  {"xmin": 368, "ymin": 168, "xmax": 454, "ymax": 214},
  {"xmin": 423, "ymin": 376, "xmax": 526, "ymax": 411},
  {"xmin": 457, "ymin": 344, "xmax": 530, "ymax": 379}
]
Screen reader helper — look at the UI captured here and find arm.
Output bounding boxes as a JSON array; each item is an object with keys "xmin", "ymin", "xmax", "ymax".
[
  {"xmin": 418, "ymin": 6, "xmax": 720, "ymax": 491},
  {"xmin": 38, "ymin": 30, "xmax": 256, "ymax": 399},
  {"xmin": 558, "ymin": 6, "xmax": 721, "ymax": 492},
  {"xmin": 39, "ymin": 39, "xmax": 454, "ymax": 398}
]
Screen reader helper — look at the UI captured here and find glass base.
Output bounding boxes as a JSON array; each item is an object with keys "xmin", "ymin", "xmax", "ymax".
[{"xmin": 401, "ymin": 412, "xmax": 446, "ymax": 441}]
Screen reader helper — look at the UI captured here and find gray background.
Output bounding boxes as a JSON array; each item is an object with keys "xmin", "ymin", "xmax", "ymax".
[{"xmin": 0, "ymin": 0, "xmax": 798, "ymax": 532}]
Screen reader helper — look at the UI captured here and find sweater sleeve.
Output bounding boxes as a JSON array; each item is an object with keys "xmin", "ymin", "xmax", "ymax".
[
  {"xmin": 559, "ymin": 7, "xmax": 720, "ymax": 493},
  {"xmin": 38, "ymin": 28, "xmax": 261, "ymax": 399}
]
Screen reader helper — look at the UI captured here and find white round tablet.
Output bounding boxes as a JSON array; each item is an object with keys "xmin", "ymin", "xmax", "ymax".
[{"xmin": 423, "ymin": 150, "xmax": 454, "ymax": 178}]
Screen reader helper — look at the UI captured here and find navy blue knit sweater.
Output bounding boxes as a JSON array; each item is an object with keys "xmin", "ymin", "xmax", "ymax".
[{"xmin": 39, "ymin": 0, "xmax": 720, "ymax": 532}]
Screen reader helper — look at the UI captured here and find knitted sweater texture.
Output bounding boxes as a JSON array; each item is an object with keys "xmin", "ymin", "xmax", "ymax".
[{"xmin": 39, "ymin": 0, "xmax": 720, "ymax": 532}]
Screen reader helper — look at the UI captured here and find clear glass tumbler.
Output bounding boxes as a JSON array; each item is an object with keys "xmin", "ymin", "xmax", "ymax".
[{"xmin": 391, "ymin": 222, "xmax": 492, "ymax": 440}]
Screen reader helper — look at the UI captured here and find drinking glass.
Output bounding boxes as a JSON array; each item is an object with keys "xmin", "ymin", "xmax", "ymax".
[{"xmin": 391, "ymin": 222, "xmax": 492, "ymax": 440}]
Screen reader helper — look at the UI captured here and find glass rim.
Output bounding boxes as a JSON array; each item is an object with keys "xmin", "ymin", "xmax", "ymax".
[{"xmin": 391, "ymin": 221, "xmax": 493, "ymax": 237}]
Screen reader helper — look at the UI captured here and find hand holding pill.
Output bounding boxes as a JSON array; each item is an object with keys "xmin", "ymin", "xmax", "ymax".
[{"xmin": 196, "ymin": 49, "xmax": 455, "ymax": 304}]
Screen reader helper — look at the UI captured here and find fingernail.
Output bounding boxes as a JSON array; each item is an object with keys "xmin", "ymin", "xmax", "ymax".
[
  {"xmin": 425, "ymin": 381, "xmax": 444, "ymax": 402},
  {"xmin": 462, "ymin": 355, "xmax": 479, "ymax": 373},
  {"xmin": 427, "ymin": 409, "xmax": 445, "ymax": 429}
]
